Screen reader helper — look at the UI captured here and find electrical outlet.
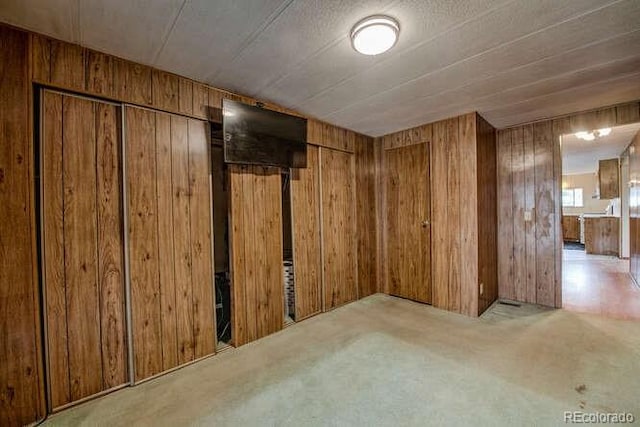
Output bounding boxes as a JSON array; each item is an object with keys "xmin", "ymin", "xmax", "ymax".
[{"xmin": 480, "ymin": 283, "xmax": 484, "ymax": 295}]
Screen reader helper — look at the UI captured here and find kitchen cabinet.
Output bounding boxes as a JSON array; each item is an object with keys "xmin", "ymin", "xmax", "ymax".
[
  {"xmin": 561, "ymin": 215, "xmax": 580, "ymax": 242},
  {"xmin": 584, "ymin": 216, "xmax": 619, "ymax": 256},
  {"xmin": 596, "ymin": 158, "xmax": 619, "ymax": 199}
]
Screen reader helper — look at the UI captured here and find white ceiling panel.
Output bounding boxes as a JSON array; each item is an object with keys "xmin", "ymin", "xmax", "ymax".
[
  {"xmin": 1, "ymin": 0, "xmax": 639, "ymax": 135},
  {"xmin": 562, "ymin": 123, "xmax": 640, "ymax": 175},
  {"xmin": 79, "ymin": 0, "xmax": 185, "ymax": 64},
  {"xmin": 0, "ymin": 0, "xmax": 77, "ymax": 41},
  {"xmin": 154, "ymin": 0, "xmax": 291, "ymax": 82}
]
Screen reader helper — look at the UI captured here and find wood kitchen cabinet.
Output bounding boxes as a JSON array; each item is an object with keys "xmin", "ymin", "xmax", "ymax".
[
  {"xmin": 584, "ymin": 217, "xmax": 619, "ymax": 256},
  {"xmin": 561, "ymin": 216, "xmax": 580, "ymax": 242},
  {"xmin": 597, "ymin": 158, "xmax": 619, "ymax": 199}
]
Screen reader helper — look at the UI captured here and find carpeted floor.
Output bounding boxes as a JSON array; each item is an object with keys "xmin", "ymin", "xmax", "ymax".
[{"xmin": 43, "ymin": 294, "xmax": 640, "ymax": 426}]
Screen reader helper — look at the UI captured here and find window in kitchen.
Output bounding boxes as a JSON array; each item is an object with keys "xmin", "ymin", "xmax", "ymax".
[{"xmin": 562, "ymin": 188, "xmax": 584, "ymax": 208}]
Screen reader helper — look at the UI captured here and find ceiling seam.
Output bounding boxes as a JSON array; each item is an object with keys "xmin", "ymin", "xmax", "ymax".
[
  {"xmin": 326, "ymin": 27, "xmax": 640, "ymax": 123},
  {"xmin": 287, "ymin": 0, "xmax": 518, "ymax": 110},
  {"xmin": 151, "ymin": 0, "xmax": 188, "ymax": 65},
  {"xmin": 252, "ymin": 0, "xmax": 402, "ymax": 96},
  {"xmin": 320, "ymin": 0, "xmax": 628, "ymax": 119},
  {"xmin": 206, "ymin": 0, "xmax": 297, "ymax": 84}
]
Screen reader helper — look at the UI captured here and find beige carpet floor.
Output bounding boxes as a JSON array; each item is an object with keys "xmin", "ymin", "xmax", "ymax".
[{"xmin": 43, "ymin": 294, "xmax": 640, "ymax": 426}]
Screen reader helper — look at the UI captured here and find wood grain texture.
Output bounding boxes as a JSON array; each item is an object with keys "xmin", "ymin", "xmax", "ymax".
[
  {"xmin": 629, "ymin": 130, "xmax": 640, "ymax": 284},
  {"xmin": 30, "ymin": 33, "xmax": 50, "ymax": 83},
  {"xmin": 50, "ymin": 40, "xmax": 85, "ymax": 91},
  {"xmin": 187, "ymin": 119, "xmax": 215, "ymax": 358},
  {"xmin": 585, "ymin": 217, "xmax": 619, "ymax": 256},
  {"xmin": 178, "ymin": 78, "xmax": 194, "ymax": 116},
  {"xmin": 42, "ymin": 93, "xmax": 127, "ymax": 409},
  {"xmin": 291, "ymin": 145, "xmax": 322, "ymax": 319},
  {"xmin": 497, "ymin": 129, "xmax": 515, "ymax": 301},
  {"xmin": 562, "ymin": 216, "xmax": 580, "ymax": 242},
  {"xmin": 125, "ymin": 106, "xmax": 163, "ymax": 381},
  {"xmin": 0, "ymin": 28, "xmax": 44, "ymax": 426},
  {"xmin": 385, "ymin": 143, "xmax": 431, "ymax": 303},
  {"xmin": 153, "ymin": 71, "xmax": 179, "ymax": 112},
  {"xmin": 320, "ymin": 148, "xmax": 358, "ymax": 310},
  {"xmin": 192, "ymin": 83, "xmax": 208, "ymax": 120},
  {"xmin": 114, "ymin": 59, "xmax": 153, "ymax": 106},
  {"xmin": 95, "ymin": 102, "xmax": 127, "ymax": 390},
  {"xmin": 229, "ymin": 166, "xmax": 283, "ymax": 346},
  {"xmin": 154, "ymin": 113, "xmax": 178, "ymax": 371},
  {"xmin": 86, "ymin": 50, "xmax": 114, "ymax": 97},
  {"xmin": 355, "ymin": 135, "xmax": 378, "ymax": 298},
  {"xmin": 598, "ymin": 158, "xmax": 619, "ymax": 199},
  {"xmin": 42, "ymin": 92, "xmax": 69, "ymax": 409}
]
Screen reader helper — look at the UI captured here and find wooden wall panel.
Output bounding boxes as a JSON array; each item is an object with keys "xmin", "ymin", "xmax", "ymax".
[
  {"xmin": 630, "ymin": 130, "xmax": 640, "ymax": 284},
  {"xmin": 87, "ymin": 50, "xmax": 114, "ymax": 97},
  {"xmin": 153, "ymin": 70, "xmax": 179, "ymax": 112},
  {"xmin": 126, "ymin": 107, "xmax": 215, "ymax": 380},
  {"xmin": 50, "ymin": 40, "xmax": 85, "ymax": 91},
  {"xmin": 42, "ymin": 92, "xmax": 127, "ymax": 409},
  {"xmin": 496, "ymin": 129, "xmax": 514, "ymax": 300},
  {"xmin": 291, "ymin": 146, "xmax": 322, "ymax": 320},
  {"xmin": 320, "ymin": 148, "xmax": 358, "ymax": 310},
  {"xmin": 188, "ymin": 119, "xmax": 215, "ymax": 358},
  {"xmin": 355, "ymin": 135, "xmax": 378, "ymax": 298},
  {"xmin": 0, "ymin": 27, "xmax": 45, "ymax": 426},
  {"xmin": 229, "ymin": 166, "xmax": 283, "ymax": 346},
  {"xmin": 30, "ymin": 33, "xmax": 50, "ymax": 83},
  {"xmin": 114, "ymin": 58, "xmax": 153, "ymax": 106}
]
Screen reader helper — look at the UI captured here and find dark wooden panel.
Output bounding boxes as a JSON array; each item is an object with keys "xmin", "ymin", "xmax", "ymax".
[
  {"xmin": 30, "ymin": 33, "xmax": 50, "ymax": 83},
  {"xmin": 385, "ymin": 143, "xmax": 431, "ymax": 303},
  {"xmin": 187, "ymin": 119, "xmax": 215, "ymax": 358},
  {"xmin": 153, "ymin": 70, "xmax": 179, "ymax": 112},
  {"xmin": 585, "ymin": 217, "xmax": 619, "ymax": 256},
  {"xmin": 125, "ymin": 106, "xmax": 162, "ymax": 381},
  {"xmin": 87, "ymin": 50, "xmax": 114, "ymax": 97},
  {"xmin": 61, "ymin": 96, "xmax": 103, "ymax": 402},
  {"xmin": 533, "ymin": 121, "xmax": 556, "ymax": 307},
  {"xmin": 511, "ymin": 126, "xmax": 526, "ymax": 302},
  {"xmin": 523, "ymin": 124, "xmax": 537, "ymax": 304},
  {"xmin": 192, "ymin": 83, "xmax": 208, "ymax": 119},
  {"xmin": 262, "ymin": 168, "xmax": 284, "ymax": 336},
  {"xmin": 496, "ymin": 129, "xmax": 514, "ymax": 300},
  {"xmin": 320, "ymin": 148, "xmax": 358, "ymax": 309},
  {"xmin": 95, "ymin": 102, "xmax": 127, "ymax": 389},
  {"xmin": 562, "ymin": 216, "xmax": 580, "ymax": 242},
  {"xmin": 50, "ymin": 40, "xmax": 85, "ymax": 91},
  {"xmin": 42, "ymin": 92, "xmax": 69, "ymax": 409},
  {"xmin": 178, "ymin": 78, "xmax": 194, "ymax": 116},
  {"xmin": 459, "ymin": 114, "xmax": 478, "ymax": 316},
  {"xmin": 170, "ymin": 115, "xmax": 195, "ymax": 364},
  {"xmin": 114, "ymin": 59, "xmax": 153, "ymax": 106},
  {"xmin": 355, "ymin": 135, "xmax": 378, "ymax": 298},
  {"xmin": 154, "ymin": 113, "xmax": 178, "ymax": 371},
  {"xmin": 616, "ymin": 102, "xmax": 640, "ymax": 125},
  {"xmin": 291, "ymin": 145, "xmax": 322, "ymax": 319},
  {"xmin": 229, "ymin": 165, "xmax": 248, "ymax": 346},
  {"xmin": 0, "ymin": 27, "xmax": 45, "ymax": 426}
]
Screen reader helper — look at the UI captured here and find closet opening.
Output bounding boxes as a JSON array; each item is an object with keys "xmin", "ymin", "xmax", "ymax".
[
  {"xmin": 282, "ymin": 169, "xmax": 295, "ymax": 325},
  {"xmin": 211, "ymin": 122, "xmax": 232, "ymax": 348}
]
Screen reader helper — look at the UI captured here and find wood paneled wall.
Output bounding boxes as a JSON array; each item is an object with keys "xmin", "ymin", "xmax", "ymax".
[
  {"xmin": 355, "ymin": 135, "xmax": 378, "ymax": 298},
  {"xmin": 1, "ymin": 23, "xmax": 377, "ymax": 425},
  {"xmin": 497, "ymin": 101, "xmax": 640, "ymax": 308},
  {"xmin": 229, "ymin": 165, "xmax": 284, "ymax": 346},
  {"xmin": 125, "ymin": 106, "xmax": 215, "ymax": 382},
  {"xmin": 0, "ymin": 26, "xmax": 45, "ymax": 426},
  {"xmin": 291, "ymin": 146, "xmax": 322, "ymax": 320},
  {"xmin": 628, "ymin": 130, "xmax": 640, "ymax": 284},
  {"xmin": 320, "ymin": 148, "xmax": 358, "ymax": 310},
  {"xmin": 42, "ymin": 91, "xmax": 128, "ymax": 409},
  {"xmin": 378, "ymin": 113, "xmax": 497, "ymax": 317}
]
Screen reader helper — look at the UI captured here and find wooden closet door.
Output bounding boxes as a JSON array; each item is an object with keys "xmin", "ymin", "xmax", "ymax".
[
  {"xmin": 42, "ymin": 91, "xmax": 128, "ymax": 409},
  {"xmin": 291, "ymin": 145, "xmax": 322, "ymax": 320},
  {"xmin": 125, "ymin": 106, "xmax": 215, "ymax": 382},
  {"xmin": 229, "ymin": 165, "xmax": 284, "ymax": 346},
  {"xmin": 385, "ymin": 143, "xmax": 432, "ymax": 303},
  {"xmin": 320, "ymin": 148, "xmax": 358, "ymax": 310}
]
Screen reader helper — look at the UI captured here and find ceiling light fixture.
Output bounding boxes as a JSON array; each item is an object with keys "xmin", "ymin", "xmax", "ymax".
[
  {"xmin": 350, "ymin": 15, "xmax": 399, "ymax": 56},
  {"xmin": 575, "ymin": 128, "xmax": 612, "ymax": 141}
]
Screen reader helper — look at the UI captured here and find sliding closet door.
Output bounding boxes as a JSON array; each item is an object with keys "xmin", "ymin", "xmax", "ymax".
[
  {"xmin": 385, "ymin": 143, "xmax": 432, "ymax": 303},
  {"xmin": 41, "ymin": 90, "xmax": 128, "ymax": 410},
  {"xmin": 229, "ymin": 165, "xmax": 284, "ymax": 346},
  {"xmin": 320, "ymin": 148, "xmax": 358, "ymax": 310},
  {"xmin": 125, "ymin": 106, "xmax": 215, "ymax": 382}
]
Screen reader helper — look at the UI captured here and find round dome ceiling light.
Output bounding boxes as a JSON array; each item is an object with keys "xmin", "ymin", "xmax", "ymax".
[{"xmin": 350, "ymin": 15, "xmax": 399, "ymax": 56}]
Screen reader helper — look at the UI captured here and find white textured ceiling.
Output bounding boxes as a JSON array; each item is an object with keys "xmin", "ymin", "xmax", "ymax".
[
  {"xmin": 562, "ymin": 122, "xmax": 640, "ymax": 175},
  {"xmin": 2, "ymin": 0, "xmax": 639, "ymax": 136}
]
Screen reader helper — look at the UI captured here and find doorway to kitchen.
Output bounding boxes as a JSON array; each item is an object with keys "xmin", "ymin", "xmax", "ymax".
[{"xmin": 560, "ymin": 123, "xmax": 640, "ymax": 319}]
